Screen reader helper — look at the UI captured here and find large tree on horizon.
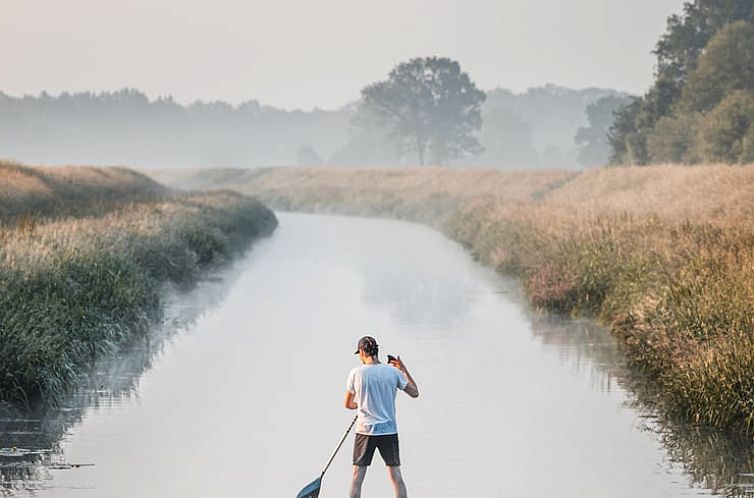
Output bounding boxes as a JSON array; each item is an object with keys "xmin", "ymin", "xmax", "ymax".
[{"xmin": 359, "ymin": 57, "xmax": 486, "ymax": 165}]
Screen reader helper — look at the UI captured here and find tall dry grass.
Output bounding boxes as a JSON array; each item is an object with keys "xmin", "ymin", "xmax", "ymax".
[
  {"xmin": 0, "ymin": 163, "xmax": 277, "ymax": 406},
  {"xmin": 0, "ymin": 161, "xmax": 168, "ymax": 220},
  {"xmin": 156, "ymin": 164, "xmax": 754, "ymax": 436}
]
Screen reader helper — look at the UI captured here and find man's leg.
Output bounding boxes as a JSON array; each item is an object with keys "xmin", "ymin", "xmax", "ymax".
[
  {"xmin": 352, "ymin": 434, "xmax": 378, "ymax": 498},
  {"xmin": 349, "ymin": 466, "xmax": 368, "ymax": 498},
  {"xmin": 387, "ymin": 466, "xmax": 408, "ymax": 498}
]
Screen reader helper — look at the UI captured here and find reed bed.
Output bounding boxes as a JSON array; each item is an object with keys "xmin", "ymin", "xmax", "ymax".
[
  {"xmin": 157, "ymin": 164, "xmax": 754, "ymax": 436},
  {"xmin": 0, "ymin": 164, "xmax": 277, "ymax": 406}
]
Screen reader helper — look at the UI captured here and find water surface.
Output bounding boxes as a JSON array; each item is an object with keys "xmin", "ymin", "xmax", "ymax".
[{"xmin": 4, "ymin": 212, "xmax": 752, "ymax": 497}]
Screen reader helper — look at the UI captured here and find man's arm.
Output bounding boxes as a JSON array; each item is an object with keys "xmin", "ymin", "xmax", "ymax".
[
  {"xmin": 392, "ymin": 356, "xmax": 419, "ymax": 398},
  {"xmin": 345, "ymin": 370, "xmax": 358, "ymax": 409},
  {"xmin": 344, "ymin": 391, "xmax": 358, "ymax": 410}
]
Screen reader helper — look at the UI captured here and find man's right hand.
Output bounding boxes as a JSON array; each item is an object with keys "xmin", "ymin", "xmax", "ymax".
[
  {"xmin": 390, "ymin": 355, "xmax": 409, "ymax": 373},
  {"xmin": 388, "ymin": 355, "xmax": 401, "ymax": 369},
  {"xmin": 394, "ymin": 356, "xmax": 419, "ymax": 398}
]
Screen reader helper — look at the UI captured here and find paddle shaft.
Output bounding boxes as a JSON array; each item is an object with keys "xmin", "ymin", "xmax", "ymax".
[{"xmin": 321, "ymin": 415, "xmax": 358, "ymax": 476}]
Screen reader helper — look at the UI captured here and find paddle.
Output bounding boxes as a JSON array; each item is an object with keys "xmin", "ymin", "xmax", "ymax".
[{"xmin": 296, "ymin": 415, "xmax": 358, "ymax": 498}]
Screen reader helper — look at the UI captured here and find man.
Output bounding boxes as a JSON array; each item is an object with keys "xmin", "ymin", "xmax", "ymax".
[{"xmin": 344, "ymin": 336, "xmax": 419, "ymax": 498}]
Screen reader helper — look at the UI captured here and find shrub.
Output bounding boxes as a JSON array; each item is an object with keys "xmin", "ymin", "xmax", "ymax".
[
  {"xmin": 648, "ymin": 113, "xmax": 700, "ymax": 163},
  {"xmin": 695, "ymin": 90, "xmax": 754, "ymax": 163}
]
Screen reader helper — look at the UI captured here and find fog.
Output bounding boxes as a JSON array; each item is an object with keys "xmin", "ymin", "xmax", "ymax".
[
  {"xmin": 0, "ymin": 0, "xmax": 684, "ymax": 169},
  {"xmin": 0, "ymin": 0, "xmax": 683, "ymax": 110},
  {"xmin": 0, "ymin": 85, "xmax": 626, "ymax": 169}
]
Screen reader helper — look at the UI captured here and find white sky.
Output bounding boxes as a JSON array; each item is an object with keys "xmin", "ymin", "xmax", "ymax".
[{"xmin": 1, "ymin": 0, "xmax": 685, "ymax": 110}]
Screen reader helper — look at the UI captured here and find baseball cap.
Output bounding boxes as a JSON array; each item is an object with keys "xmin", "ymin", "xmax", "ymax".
[{"xmin": 354, "ymin": 336, "xmax": 379, "ymax": 355}]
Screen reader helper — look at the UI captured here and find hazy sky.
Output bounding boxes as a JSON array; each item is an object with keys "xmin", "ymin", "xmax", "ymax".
[{"xmin": 2, "ymin": 0, "xmax": 685, "ymax": 110}]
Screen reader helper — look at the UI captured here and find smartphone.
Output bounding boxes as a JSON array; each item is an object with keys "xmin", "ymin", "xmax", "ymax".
[{"xmin": 387, "ymin": 354, "xmax": 398, "ymax": 365}]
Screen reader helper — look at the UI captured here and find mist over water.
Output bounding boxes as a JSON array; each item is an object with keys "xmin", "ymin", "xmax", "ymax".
[{"xmin": 3, "ymin": 213, "xmax": 749, "ymax": 497}]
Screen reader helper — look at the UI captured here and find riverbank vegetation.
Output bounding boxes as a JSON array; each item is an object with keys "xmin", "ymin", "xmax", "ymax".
[
  {"xmin": 0, "ymin": 161, "xmax": 277, "ymax": 407},
  {"xmin": 153, "ymin": 164, "xmax": 754, "ymax": 437}
]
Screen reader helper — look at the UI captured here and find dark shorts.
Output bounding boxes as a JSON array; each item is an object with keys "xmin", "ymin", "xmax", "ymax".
[{"xmin": 353, "ymin": 433, "xmax": 400, "ymax": 467}]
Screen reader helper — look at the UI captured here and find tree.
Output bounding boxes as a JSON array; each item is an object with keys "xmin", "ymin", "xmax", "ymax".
[
  {"xmin": 645, "ymin": 21, "xmax": 754, "ymax": 165},
  {"xmin": 695, "ymin": 90, "xmax": 754, "ymax": 163},
  {"xmin": 360, "ymin": 57, "xmax": 486, "ymax": 165},
  {"xmin": 609, "ymin": 0, "xmax": 754, "ymax": 165},
  {"xmin": 608, "ymin": 98, "xmax": 648, "ymax": 165},
  {"xmin": 647, "ymin": 112, "xmax": 701, "ymax": 163},
  {"xmin": 608, "ymin": 75, "xmax": 682, "ymax": 165},
  {"xmin": 679, "ymin": 21, "xmax": 754, "ymax": 113},
  {"xmin": 574, "ymin": 95, "xmax": 631, "ymax": 166},
  {"xmin": 655, "ymin": 0, "xmax": 754, "ymax": 84},
  {"xmin": 475, "ymin": 107, "xmax": 539, "ymax": 168},
  {"xmin": 742, "ymin": 125, "xmax": 754, "ymax": 163},
  {"xmin": 331, "ymin": 102, "xmax": 402, "ymax": 165}
]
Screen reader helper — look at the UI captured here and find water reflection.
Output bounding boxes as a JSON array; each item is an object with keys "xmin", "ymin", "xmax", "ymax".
[
  {"xmin": 354, "ymin": 226, "xmax": 481, "ymax": 329},
  {"xmin": 529, "ymin": 311, "xmax": 754, "ymax": 497},
  {"xmin": 529, "ymin": 313, "xmax": 627, "ymax": 393},
  {"xmin": 0, "ymin": 266, "xmax": 242, "ymax": 493},
  {"xmin": 621, "ymin": 381, "xmax": 754, "ymax": 497}
]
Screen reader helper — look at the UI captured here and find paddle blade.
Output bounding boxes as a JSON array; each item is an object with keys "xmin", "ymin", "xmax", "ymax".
[{"xmin": 296, "ymin": 476, "xmax": 322, "ymax": 498}]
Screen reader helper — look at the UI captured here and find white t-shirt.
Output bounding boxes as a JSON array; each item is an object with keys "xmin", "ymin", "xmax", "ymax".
[{"xmin": 346, "ymin": 363, "xmax": 409, "ymax": 435}]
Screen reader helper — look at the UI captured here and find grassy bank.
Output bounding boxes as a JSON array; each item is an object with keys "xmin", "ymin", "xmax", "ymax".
[
  {"xmin": 0, "ymin": 162, "xmax": 277, "ymax": 406},
  {"xmin": 153, "ymin": 165, "xmax": 754, "ymax": 436},
  {"xmin": 1, "ymin": 162, "xmax": 167, "ymax": 219}
]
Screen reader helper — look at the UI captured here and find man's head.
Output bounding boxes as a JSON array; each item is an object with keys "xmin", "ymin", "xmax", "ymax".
[{"xmin": 355, "ymin": 336, "xmax": 379, "ymax": 362}]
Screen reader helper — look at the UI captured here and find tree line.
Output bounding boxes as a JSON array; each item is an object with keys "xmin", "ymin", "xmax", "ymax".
[
  {"xmin": 0, "ymin": 65, "xmax": 621, "ymax": 169},
  {"xmin": 609, "ymin": 0, "xmax": 754, "ymax": 165}
]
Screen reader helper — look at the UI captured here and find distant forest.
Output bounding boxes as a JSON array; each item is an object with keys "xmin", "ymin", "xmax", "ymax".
[{"xmin": 0, "ymin": 85, "xmax": 626, "ymax": 169}]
